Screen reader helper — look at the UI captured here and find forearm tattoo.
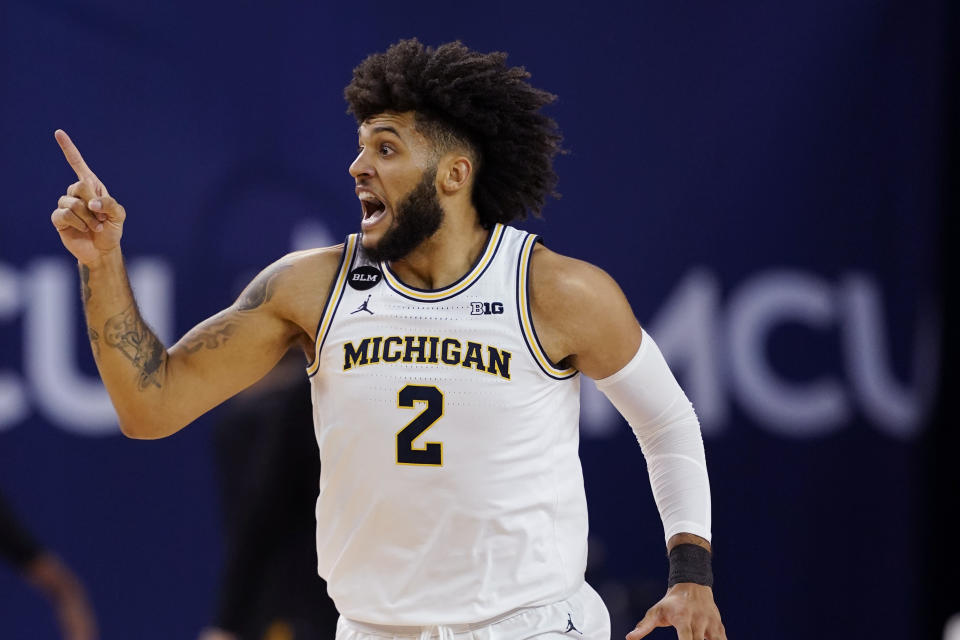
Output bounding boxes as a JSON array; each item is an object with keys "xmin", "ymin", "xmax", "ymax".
[
  {"xmin": 88, "ymin": 327, "xmax": 101, "ymax": 359},
  {"xmin": 103, "ymin": 305, "xmax": 167, "ymax": 390},
  {"xmin": 80, "ymin": 264, "xmax": 92, "ymax": 304},
  {"xmin": 80, "ymin": 264, "xmax": 98, "ymax": 358}
]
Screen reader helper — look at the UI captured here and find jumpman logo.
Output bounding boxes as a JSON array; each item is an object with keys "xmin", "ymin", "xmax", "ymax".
[
  {"xmin": 565, "ymin": 613, "xmax": 582, "ymax": 635},
  {"xmin": 351, "ymin": 295, "xmax": 374, "ymax": 315}
]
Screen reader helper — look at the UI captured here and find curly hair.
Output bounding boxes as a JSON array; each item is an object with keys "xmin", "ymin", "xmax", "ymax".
[{"xmin": 344, "ymin": 39, "xmax": 563, "ymax": 228}]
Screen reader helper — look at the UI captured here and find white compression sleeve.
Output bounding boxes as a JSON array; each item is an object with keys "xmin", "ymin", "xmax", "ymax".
[{"xmin": 594, "ymin": 333, "xmax": 712, "ymax": 544}]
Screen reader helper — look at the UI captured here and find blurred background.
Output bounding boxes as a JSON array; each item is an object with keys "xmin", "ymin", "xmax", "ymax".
[{"xmin": 1, "ymin": 0, "xmax": 956, "ymax": 638}]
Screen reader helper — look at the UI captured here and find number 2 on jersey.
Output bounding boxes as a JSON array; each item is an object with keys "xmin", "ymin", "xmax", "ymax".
[{"xmin": 396, "ymin": 385, "xmax": 443, "ymax": 466}]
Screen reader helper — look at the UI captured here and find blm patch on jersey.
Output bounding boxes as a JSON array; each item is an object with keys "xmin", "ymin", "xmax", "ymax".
[{"xmin": 348, "ymin": 265, "xmax": 382, "ymax": 290}]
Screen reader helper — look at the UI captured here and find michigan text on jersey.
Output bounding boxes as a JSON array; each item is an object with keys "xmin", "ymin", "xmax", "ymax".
[{"xmin": 342, "ymin": 336, "xmax": 512, "ymax": 380}]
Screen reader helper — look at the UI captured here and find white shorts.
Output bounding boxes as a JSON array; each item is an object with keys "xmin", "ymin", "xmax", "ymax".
[{"xmin": 335, "ymin": 581, "xmax": 611, "ymax": 640}]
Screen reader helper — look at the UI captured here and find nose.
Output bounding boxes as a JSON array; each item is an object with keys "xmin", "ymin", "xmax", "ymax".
[{"xmin": 349, "ymin": 148, "xmax": 374, "ymax": 179}]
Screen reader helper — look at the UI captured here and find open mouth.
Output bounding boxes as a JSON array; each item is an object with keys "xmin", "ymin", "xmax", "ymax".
[
  {"xmin": 359, "ymin": 192, "xmax": 388, "ymax": 229},
  {"xmin": 360, "ymin": 194, "xmax": 385, "ymax": 218}
]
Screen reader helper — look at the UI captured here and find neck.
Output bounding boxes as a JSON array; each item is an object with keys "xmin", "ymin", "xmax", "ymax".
[{"xmin": 387, "ymin": 210, "xmax": 489, "ymax": 290}]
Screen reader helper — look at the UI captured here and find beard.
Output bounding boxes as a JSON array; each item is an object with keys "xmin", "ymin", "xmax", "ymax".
[{"xmin": 363, "ymin": 166, "xmax": 444, "ymax": 263}]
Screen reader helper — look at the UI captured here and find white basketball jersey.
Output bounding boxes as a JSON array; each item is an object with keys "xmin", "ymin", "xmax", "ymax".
[{"xmin": 307, "ymin": 224, "xmax": 587, "ymax": 626}]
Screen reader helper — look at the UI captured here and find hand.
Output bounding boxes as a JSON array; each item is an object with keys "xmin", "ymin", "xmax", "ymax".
[
  {"xmin": 626, "ymin": 583, "xmax": 726, "ymax": 640},
  {"xmin": 51, "ymin": 129, "xmax": 126, "ymax": 266}
]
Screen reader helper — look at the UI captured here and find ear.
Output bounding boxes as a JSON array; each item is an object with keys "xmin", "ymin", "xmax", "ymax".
[{"xmin": 437, "ymin": 154, "xmax": 473, "ymax": 195}]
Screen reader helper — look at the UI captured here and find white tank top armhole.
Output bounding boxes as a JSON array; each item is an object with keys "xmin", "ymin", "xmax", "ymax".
[
  {"xmin": 515, "ymin": 233, "xmax": 578, "ymax": 381},
  {"xmin": 306, "ymin": 234, "xmax": 359, "ymax": 377}
]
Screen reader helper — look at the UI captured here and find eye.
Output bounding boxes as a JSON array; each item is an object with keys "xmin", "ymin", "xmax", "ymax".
[{"xmin": 379, "ymin": 144, "xmax": 394, "ymax": 157}]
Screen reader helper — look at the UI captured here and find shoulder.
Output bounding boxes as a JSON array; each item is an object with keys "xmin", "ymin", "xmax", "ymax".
[
  {"xmin": 235, "ymin": 243, "xmax": 346, "ymax": 335},
  {"xmin": 527, "ymin": 243, "xmax": 627, "ymax": 314},
  {"xmin": 271, "ymin": 244, "xmax": 346, "ymax": 300},
  {"xmin": 240, "ymin": 245, "xmax": 344, "ymax": 307},
  {"xmin": 527, "ymin": 243, "xmax": 642, "ymax": 378}
]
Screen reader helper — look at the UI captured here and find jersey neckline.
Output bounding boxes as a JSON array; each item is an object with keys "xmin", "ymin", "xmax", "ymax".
[{"xmin": 380, "ymin": 223, "xmax": 506, "ymax": 302}]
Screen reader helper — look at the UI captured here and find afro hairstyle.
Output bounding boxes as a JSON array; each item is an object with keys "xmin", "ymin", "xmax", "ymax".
[{"xmin": 344, "ymin": 39, "xmax": 563, "ymax": 228}]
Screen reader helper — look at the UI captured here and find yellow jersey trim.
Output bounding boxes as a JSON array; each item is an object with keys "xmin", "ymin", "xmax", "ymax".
[
  {"xmin": 517, "ymin": 234, "xmax": 578, "ymax": 379},
  {"xmin": 381, "ymin": 224, "xmax": 505, "ymax": 301}
]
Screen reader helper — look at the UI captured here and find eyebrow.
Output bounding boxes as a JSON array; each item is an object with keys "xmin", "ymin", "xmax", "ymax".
[{"xmin": 357, "ymin": 125, "xmax": 403, "ymax": 139}]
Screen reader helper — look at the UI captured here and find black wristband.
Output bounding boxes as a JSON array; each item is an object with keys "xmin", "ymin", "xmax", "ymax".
[{"xmin": 667, "ymin": 543, "xmax": 713, "ymax": 588}]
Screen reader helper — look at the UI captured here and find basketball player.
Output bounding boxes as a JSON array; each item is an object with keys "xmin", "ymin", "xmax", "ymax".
[{"xmin": 50, "ymin": 40, "xmax": 725, "ymax": 640}]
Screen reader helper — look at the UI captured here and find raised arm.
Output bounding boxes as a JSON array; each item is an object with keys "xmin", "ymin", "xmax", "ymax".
[
  {"xmin": 51, "ymin": 130, "xmax": 336, "ymax": 439},
  {"xmin": 528, "ymin": 245, "xmax": 725, "ymax": 640}
]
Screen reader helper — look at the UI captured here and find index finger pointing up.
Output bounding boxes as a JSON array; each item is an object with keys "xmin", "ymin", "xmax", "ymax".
[{"xmin": 54, "ymin": 129, "xmax": 97, "ymax": 180}]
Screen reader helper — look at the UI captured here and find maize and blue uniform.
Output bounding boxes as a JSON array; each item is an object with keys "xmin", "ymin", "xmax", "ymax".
[{"xmin": 307, "ymin": 224, "xmax": 609, "ymax": 639}]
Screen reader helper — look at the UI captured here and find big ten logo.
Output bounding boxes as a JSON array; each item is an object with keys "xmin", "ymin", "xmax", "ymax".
[
  {"xmin": 471, "ymin": 301, "xmax": 504, "ymax": 315},
  {"xmin": 579, "ymin": 268, "xmax": 939, "ymax": 441},
  {"xmin": 0, "ymin": 258, "xmax": 174, "ymax": 435}
]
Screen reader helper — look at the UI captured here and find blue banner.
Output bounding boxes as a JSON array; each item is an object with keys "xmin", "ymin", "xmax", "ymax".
[{"xmin": 0, "ymin": 1, "xmax": 948, "ymax": 638}]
